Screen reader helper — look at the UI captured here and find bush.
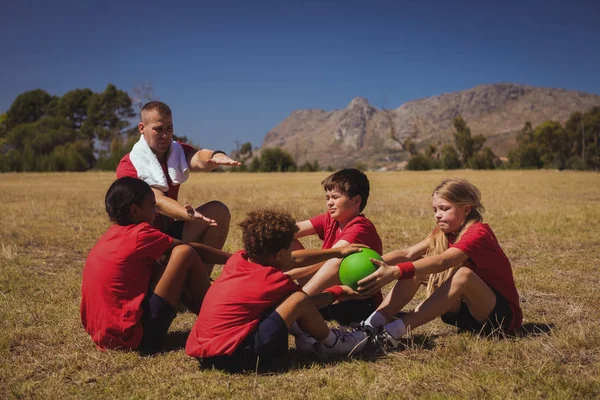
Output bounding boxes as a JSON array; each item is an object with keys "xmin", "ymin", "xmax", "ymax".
[
  {"xmin": 441, "ymin": 145, "xmax": 462, "ymax": 170},
  {"xmin": 406, "ymin": 153, "xmax": 433, "ymax": 170}
]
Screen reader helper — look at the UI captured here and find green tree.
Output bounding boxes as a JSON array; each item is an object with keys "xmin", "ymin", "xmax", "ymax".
[
  {"xmin": 259, "ymin": 148, "xmax": 296, "ymax": 172},
  {"xmin": 82, "ymin": 84, "xmax": 135, "ymax": 148},
  {"xmin": 440, "ymin": 144, "xmax": 461, "ymax": 169},
  {"xmin": 406, "ymin": 153, "xmax": 432, "ymax": 170},
  {"xmin": 50, "ymin": 88, "xmax": 94, "ymax": 130},
  {"xmin": 533, "ymin": 121, "xmax": 570, "ymax": 169},
  {"xmin": 469, "ymin": 147, "xmax": 497, "ymax": 169},
  {"xmin": 249, "ymin": 156, "xmax": 261, "ymax": 172},
  {"xmin": 5, "ymin": 89, "xmax": 52, "ymax": 130}
]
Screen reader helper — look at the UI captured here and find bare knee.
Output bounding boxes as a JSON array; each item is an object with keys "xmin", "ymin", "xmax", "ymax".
[
  {"xmin": 170, "ymin": 244, "xmax": 201, "ymax": 265},
  {"xmin": 449, "ymin": 268, "xmax": 476, "ymax": 291},
  {"xmin": 199, "ymin": 200, "xmax": 231, "ymax": 222}
]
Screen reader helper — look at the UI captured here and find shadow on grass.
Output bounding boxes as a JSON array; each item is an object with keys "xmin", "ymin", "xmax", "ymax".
[
  {"xmin": 516, "ymin": 322, "xmax": 555, "ymax": 337},
  {"xmin": 138, "ymin": 330, "xmax": 190, "ymax": 357},
  {"xmin": 199, "ymin": 348, "xmax": 382, "ymax": 375}
]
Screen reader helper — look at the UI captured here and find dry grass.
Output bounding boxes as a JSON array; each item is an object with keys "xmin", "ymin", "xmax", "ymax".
[{"xmin": 1, "ymin": 170, "xmax": 599, "ymax": 399}]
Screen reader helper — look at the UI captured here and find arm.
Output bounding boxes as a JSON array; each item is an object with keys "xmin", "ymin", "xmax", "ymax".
[
  {"xmin": 295, "ymin": 220, "xmax": 316, "ymax": 238},
  {"xmin": 170, "ymin": 238, "xmax": 232, "ymax": 265},
  {"xmin": 153, "ymin": 188, "xmax": 217, "ymax": 226},
  {"xmin": 284, "ymin": 241, "xmax": 364, "ymax": 280},
  {"xmin": 382, "ymin": 237, "xmax": 430, "ymax": 264},
  {"xmin": 357, "ymin": 247, "xmax": 469, "ymax": 296},
  {"xmin": 308, "ymin": 285, "xmax": 364, "ymax": 308},
  {"xmin": 188, "ymin": 149, "xmax": 240, "ymax": 172}
]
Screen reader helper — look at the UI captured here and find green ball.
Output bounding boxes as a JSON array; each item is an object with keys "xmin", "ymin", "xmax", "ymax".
[{"xmin": 339, "ymin": 248, "xmax": 383, "ymax": 290}]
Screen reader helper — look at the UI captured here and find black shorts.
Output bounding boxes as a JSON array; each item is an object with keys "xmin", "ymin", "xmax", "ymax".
[
  {"xmin": 319, "ymin": 297, "xmax": 379, "ymax": 325},
  {"xmin": 441, "ymin": 290, "xmax": 513, "ymax": 335},
  {"xmin": 201, "ymin": 310, "xmax": 289, "ymax": 373},
  {"xmin": 162, "ymin": 218, "xmax": 185, "ymax": 240},
  {"xmin": 139, "ymin": 293, "xmax": 177, "ymax": 353}
]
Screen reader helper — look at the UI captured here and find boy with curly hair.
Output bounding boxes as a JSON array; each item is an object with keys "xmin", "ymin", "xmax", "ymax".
[{"xmin": 185, "ymin": 209, "xmax": 368, "ymax": 371}]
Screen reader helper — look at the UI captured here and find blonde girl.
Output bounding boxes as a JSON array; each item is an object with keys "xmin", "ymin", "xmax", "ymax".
[{"xmin": 356, "ymin": 178, "xmax": 522, "ymax": 349}]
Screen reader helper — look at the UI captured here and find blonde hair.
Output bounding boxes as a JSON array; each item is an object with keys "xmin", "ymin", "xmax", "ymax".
[{"xmin": 425, "ymin": 178, "xmax": 485, "ymax": 297}]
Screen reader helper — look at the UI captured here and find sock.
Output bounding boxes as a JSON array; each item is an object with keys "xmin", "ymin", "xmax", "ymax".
[
  {"xmin": 385, "ymin": 318, "xmax": 407, "ymax": 339},
  {"xmin": 364, "ymin": 311, "xmax": 387, "ymax": 330},
  {"xmin": 289, "ymin": 321, "xmax": 304, "ymax": 336},
  {"xmin": 320, "ymin": 330, "xmax": 337, "ymax": 347}
]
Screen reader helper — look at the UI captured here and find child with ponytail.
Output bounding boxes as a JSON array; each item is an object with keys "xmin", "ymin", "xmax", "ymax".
[{"xmin": 355, "ymin": 178, "xmax": 522, "ymax": 351}]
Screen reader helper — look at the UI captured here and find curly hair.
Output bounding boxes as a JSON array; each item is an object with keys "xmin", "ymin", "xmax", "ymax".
[{"xmin": 239, "ymin": 209, "xmax": 299, "ymax": 260}]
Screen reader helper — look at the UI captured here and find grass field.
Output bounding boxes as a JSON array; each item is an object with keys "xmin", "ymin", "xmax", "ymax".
[{"xmin": 1, "ymin": 170, "xmax": 599, "ymax": 399}]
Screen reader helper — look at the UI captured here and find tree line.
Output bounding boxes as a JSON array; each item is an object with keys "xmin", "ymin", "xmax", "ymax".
[
  {"xmin": 1, "ymin": 86, "xmax": 598, "ymax": 172},
  {"xmin": 404, "ymin": 107, "xmax": 600, "ymax": 171}
]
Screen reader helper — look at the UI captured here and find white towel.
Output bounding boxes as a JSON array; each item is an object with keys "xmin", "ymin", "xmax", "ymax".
[{"xmin": 129, "ymin": 135, "xmax": 190, "ymax": 192}]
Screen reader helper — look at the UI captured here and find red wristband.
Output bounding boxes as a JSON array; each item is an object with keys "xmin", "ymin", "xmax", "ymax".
[
  {"xmin": 323, "ymin": 285, "xmax": 345, "ymax": 302},
  {"xmin": 396, "ymin": 262, "xmax": 416, "ymax": 280}
]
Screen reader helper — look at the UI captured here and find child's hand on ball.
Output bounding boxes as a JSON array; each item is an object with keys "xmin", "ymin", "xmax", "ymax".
[
  {"xmin": 338, "ymin": 243, "xmax": 368, "ymax": 257},
  {"xmin": 356, "ymin": 259, "xmax": 401, "ymax": 296}
]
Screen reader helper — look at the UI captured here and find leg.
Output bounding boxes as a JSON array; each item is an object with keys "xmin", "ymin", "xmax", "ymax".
[
  {"xmin": 376, "ymin": 276, "xmax": 423, "ymax": 321},
  {"xmin": 153, "ymin": 244, "xmax": 211, "ymax": 314},
  {"xmin": 275, "ymin": 291, "xmax": 330, "ymax": 341},
  {"xmin": 401, "ymin": 268, "xmax": 496, "ymax": 332},
  {"xmin": 301, "ymin": 257, "xmax": 342, "ymax": 295},
  {"xmin": 182, "ymin": 200, "xmax": 231, "ymax": 276}
]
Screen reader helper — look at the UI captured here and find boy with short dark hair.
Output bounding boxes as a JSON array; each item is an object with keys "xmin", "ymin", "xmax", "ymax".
[
  {"xmin": 290, "ymin": 168, "xmax": 383, "ymax": 325},
  {"xmin": 80, "ymin": 177, "xmax": 231, "ymax": 352},
  {"xmin": 185, "ymin": 209, "xmax": 368, "ymax": 372}
]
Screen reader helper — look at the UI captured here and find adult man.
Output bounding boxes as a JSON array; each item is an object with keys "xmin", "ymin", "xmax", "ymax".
[{"xmin": 117, "ymin": 101, "xmax": 240, "ymax": 276}]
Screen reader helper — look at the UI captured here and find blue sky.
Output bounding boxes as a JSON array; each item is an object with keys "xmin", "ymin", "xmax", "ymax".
[{"xmin": 2, "ymin": 0, "xmax": 599, "ymax": 152}]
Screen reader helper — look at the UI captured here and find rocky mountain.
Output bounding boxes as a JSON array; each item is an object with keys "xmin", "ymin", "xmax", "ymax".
[{"xmin": 260, "ymin": 83, "xmax": 600, "ymax": 169}]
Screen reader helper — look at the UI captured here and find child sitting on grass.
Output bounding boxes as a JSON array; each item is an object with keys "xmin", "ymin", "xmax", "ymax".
[
  {"xmin": 81, "ymin": 177, "xmax": 231, "ymax": 352},
  {"xmin": 185, "ymin": 209, "xmax": 368, "ymax": 372},
  {"xmin": 291, "ymin": 168, "xmax": 383, "ymax": 325},
  {"xmin": 355, "ymin": 178, "xmax": 522, "ymax": 351}
]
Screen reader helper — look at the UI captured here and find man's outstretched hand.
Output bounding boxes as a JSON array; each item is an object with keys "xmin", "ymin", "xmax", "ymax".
[
  {"xmin": 185, "ymin": 204, "xmax": 218, "ymax": 226},
  {"xmin": 206, "ymin": 153, "xmax": 241, "ymax": 166}
]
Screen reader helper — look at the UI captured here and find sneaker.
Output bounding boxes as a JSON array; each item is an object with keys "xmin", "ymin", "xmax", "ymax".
[
  {"xmin": 377, "ymin": 329, "xmax": 402, "ymax": 351},
  {"xmin": 318, "ymin": 328, "xmax": 367, "ymax": 359},
  {"xmin": 294, "ymin": 332, "xmax": 317, "ymax": 353}
]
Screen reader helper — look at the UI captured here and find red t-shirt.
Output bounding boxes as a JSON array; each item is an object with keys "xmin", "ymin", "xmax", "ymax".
[
  {"xmin": 309, "ymin": 212, "xmax": 383, "ymax": 255},
  {"xmin": 449, "ymin": 222, "xmax": 522, "ymax": 332},
  {"xmin": 80, "ymin": 223, "xmax": 173, "ymax": 350},
  {"xmin": 309, "ymin": 212, "xmax": 383, "ymax": 303},
  {"xmin": 186, "ymin": 250, "xmax": 300, "ymax": 358},
  {"xmin": 116, "ymin": 142, "xmax": 197, "ymax": 232}
]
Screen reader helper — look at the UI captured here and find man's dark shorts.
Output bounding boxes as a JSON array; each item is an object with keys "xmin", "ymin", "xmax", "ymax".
[
  {"xmin": 162, "ymin": 218, "xmax": 185, "ymax": 240},
  {"xmin": 200, "ymin": 310, "xmax": 289, "ymax": 373},
  {"xmin": 441, "ymin": 289, "xmax": 513, "ymax": 335}
]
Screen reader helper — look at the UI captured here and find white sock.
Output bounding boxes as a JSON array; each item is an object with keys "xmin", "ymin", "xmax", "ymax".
[
  {"xmin": 385, "ymin": 318, "xmax": 407, "ymax": 339},
  {"xmin": 320, "ymin": 330, "xmax": 337, "ymax": 347},
  {"xmin": 289, "ymin": 321, "xmax": 304, "ymax": 336},
  {"xmin": 364, "ymin": 311, "xmax": 387, "ymax": 330}
]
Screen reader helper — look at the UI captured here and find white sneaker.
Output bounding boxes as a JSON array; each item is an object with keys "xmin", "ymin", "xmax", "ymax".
[
  {"xmin": 319, "ymin": 328, "xmax": 367, "ymax": 359},
  {"xmin": 294, "ymin": 332, "xmax": 317, "ymax": 353}
]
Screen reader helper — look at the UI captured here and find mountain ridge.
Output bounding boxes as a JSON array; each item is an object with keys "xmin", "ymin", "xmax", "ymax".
[{"xmin": 260, "ymin": 83, "xmax": 600, "ymax": 169}]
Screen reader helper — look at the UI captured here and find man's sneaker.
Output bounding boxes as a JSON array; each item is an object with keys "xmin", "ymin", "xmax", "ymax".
[
  {"xmin": 294, "ymin": 332, "xmax": 318, "ymax": 353},
  {"xmin": 318, "ymin": 328, "xmax": 367, "ymax": 359}
]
